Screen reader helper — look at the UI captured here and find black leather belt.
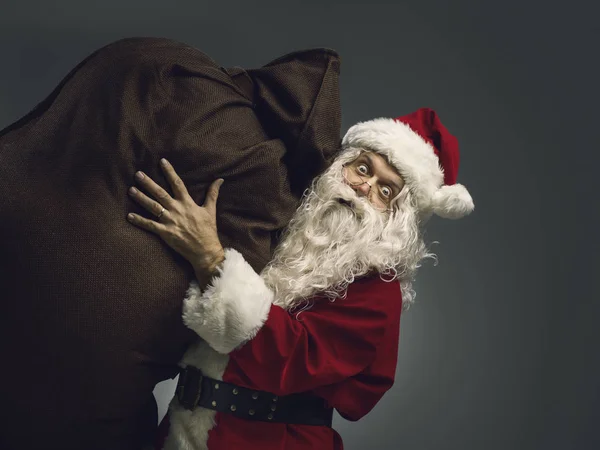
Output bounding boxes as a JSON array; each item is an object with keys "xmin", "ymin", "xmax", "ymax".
[{"xmin": 176, "ymin": 366, "xmax": 334, "ymax": 427}]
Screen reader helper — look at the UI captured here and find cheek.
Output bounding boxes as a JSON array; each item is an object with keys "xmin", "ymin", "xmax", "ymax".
[
  {"xmin": 341, "ymin": 166, "xmax": 348, "ymax": 180},
  {"xmin": 340, "ymin": 169, "xmax": 352, "ymax": 187}
]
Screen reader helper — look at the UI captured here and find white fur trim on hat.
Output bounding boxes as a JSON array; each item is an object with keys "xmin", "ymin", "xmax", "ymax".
[
  {"xmin": 342, "ymin": 117, "xmax": 473, "ymax": 219},
  {"xmin": 182, "ymin": 248, "xmax": 273, "ymax": 354}
]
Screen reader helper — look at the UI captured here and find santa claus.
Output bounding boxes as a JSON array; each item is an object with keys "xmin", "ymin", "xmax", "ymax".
[{"xmin": 125, "ymin": 107, "xmax": 474, "ymax": 449}]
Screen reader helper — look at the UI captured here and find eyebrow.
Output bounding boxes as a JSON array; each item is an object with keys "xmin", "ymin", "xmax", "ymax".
[{"xmin": 360, "ymin": 153, "xmax": 403, "ymax": 194}]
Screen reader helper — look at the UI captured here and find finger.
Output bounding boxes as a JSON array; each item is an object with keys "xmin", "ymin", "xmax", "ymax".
[
  {"xmin": 203, "ymin": 178, "xmax": 224, "ymax": 214},
  {"xmin": 159, "ymin": 158, "xmax": 191, "ymax": 201},
  {"xmin": 127, "ymin": 212, "xmax": 168, "ymax": 235},
  {"xmin": 129, "ymin": 186, "xmax": 168, "ymax": 219},
  {"xmin": 135, "ymin": 171, "xmax": 174, "ymax": 208}
]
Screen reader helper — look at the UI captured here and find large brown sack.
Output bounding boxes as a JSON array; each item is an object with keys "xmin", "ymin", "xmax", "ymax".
[{"xmin": 0, "ymin": 37, "xmax": 341, "ymax": 450}]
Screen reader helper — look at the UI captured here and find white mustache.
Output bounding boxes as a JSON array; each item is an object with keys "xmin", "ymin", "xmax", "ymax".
[{"xmin": 324, "ymin": 181, "xmax": 371, "ymax": 211}]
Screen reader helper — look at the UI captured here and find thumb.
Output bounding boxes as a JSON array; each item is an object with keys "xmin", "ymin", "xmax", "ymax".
[{"xmin": 204, "ymin": 178, "xmax": 224, "ymax": 211}]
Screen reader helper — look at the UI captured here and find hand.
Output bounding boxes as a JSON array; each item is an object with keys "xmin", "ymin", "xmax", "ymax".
[{"xmin": 126, "ymin": 158, "xmax": 225, "ymax": 270}]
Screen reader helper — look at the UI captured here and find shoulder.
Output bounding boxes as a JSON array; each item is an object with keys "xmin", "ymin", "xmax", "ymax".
[
  {"xmin": 348, "ymin": 274, "xmax": 403, "ymax": 302},
  {"xmin": 309, "ymin": 275, "xmax": 403, "ymax": 316}
]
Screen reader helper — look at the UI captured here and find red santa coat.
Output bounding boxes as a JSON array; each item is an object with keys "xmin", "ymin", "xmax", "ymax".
[{"xmin": 156, "ymin": 248, "xmax": 403, "ymax": 450}]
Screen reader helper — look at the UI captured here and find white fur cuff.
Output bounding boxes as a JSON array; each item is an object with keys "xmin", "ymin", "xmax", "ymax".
[{"xmin": 182, "ymin": 248, "xmax": 274, "ymax": 354}]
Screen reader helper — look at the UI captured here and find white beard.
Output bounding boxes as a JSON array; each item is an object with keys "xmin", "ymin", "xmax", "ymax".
[{"xmin": 260, "ymin": 149, "xmax": 432, "ymax": 312}]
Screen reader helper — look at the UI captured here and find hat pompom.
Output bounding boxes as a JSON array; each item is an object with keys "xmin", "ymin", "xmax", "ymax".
[{"xmin": 431, "ymin": 184, "xmax": 474, "ymax": 219}]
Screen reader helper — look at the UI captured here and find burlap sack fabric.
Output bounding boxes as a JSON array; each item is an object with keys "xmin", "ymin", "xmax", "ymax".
[{"xmin": 0, "ymin": 37, "xmax": 341, "ymax": 449}]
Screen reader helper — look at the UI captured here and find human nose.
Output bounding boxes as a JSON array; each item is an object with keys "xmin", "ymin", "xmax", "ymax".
[{"xmin": 353, "ymin": 178, "xmax": 373, "ymax": 197}]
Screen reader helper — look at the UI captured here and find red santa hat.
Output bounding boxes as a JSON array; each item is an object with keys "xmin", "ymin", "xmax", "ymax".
[{"xmin": 341, "ymin": 107, "xmax": 474, "ymax": 219}]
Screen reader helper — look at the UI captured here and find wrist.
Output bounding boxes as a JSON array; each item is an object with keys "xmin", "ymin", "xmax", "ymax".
[
  {"xmin": 193, "ymin": 247, "xmax": 225, "ymax": 278},
  {"xmin": 206, "ymin": 248, "xmax": 225, "ymax": 273}
]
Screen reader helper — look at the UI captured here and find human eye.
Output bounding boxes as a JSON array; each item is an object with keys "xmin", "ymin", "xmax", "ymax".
[
  {"xmin": 380, "ymin": 186, "xmax": 392, "ymax": 197},
  {"xmin": 357, "ymin": 164, "xmax": 369, "ymax": 175}
]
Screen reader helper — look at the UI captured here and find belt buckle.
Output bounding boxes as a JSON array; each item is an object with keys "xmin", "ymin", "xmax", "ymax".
[{"xmin": 176, "ymin": 367, "xmax": 203, "ymax": 410}]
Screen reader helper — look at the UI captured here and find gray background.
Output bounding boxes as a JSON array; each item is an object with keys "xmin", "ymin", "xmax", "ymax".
[{"xmin": 1, "ymin": 0, "xmax": 598, "ymax": 449}]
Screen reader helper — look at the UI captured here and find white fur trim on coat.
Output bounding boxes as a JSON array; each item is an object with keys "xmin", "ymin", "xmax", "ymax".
[
  {"xmin": 163, "ymin": 341, "xmax": 230, "ymax": 450},
  {"xmin": 182, "ymin": 248, "xmax": 274, "ymax": 354},
  {"xmin": 342, "ymin": 117, "xmax": 473, "ymax": 219}
]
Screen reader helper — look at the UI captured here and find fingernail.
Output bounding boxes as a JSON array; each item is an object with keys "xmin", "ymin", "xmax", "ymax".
[
  {"xmin": 161, "ymin": 158, "xmax": 168, "ymax": 166},
  {"xmin": 136, "ymin": 171, "xmax": 144, "ymax": 180}
]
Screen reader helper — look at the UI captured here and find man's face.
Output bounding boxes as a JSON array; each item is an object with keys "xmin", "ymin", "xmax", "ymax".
[
  {"xmin": 263, "ymin": 148, "xmax": 421, "ymax": 309},
  {"xmin": 342, "ymin": 151, "xmax": 405, "ymax": 212}
]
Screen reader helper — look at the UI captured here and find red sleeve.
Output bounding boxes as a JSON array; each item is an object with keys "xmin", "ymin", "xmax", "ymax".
[
  {"xmin": 314, "ymin": 300, "xmax": 402, "ymax": 421},
  {"xmin": 223, "ymin": 275, "xmax": 403, "ymax": 397}
]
